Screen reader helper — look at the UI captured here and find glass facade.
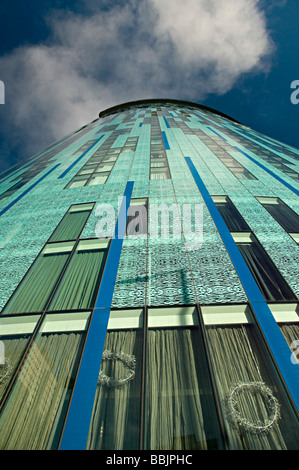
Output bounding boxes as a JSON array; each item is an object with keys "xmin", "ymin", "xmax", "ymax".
[{"xmin": 0, "ymin": 99, "xmax": 299, "ymax": 450}]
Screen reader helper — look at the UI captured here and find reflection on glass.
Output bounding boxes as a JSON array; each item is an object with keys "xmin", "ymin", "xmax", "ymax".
[
  {"xmin": 257, "ymin": 197, "xmax": 299, "ymax": 234},
  {"xmin": 212, "ymin": 196, "xmax": 250, "ymax": 232},
  {"xmin": 234, "ymin": 233, "xmax": 295, "ymax": 301},
  {"xmin": 145, "ymin": 307, "xmax": 224, "ymax": 450},
  {"xmin": 203, "ymin": 304, "xmax": 299, "ymax": 450},
  {"xmin": 67, "ymin": 176, "xmax": 87, "ymax": 188},
  {"xmin": 87, "ymin": 309, "xmax": 143, "ymax": 450},
  {"xmin": 2, "ymin": 242, "xmax": 74, "ymax": 314},
  {"xmin": 88, "ymin": 174, "xmax": 108, "ymax": 185},
  {"xmin": 49, "ymin": 239, "xmax": 109, "ymax": 311},
  {"xmin": 0, "ymin": 315, "xmax": 40, "ymax": 404},
  {"xmin": 150, "ymin": 167, "xmax": 170, "ymax": 180},
  {"xmin": 48, "ymin": 204, "xmax": 93, "ymax": 242},
  {"xmin": 0, "ymin": 312, "xmax": 90, "ymax": 449}
]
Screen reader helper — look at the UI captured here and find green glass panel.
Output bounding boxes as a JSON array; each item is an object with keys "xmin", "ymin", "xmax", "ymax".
[
  {"xmin": 237, "ymin": 238, "xmax": 295, "ymax": 301},
  {"xmin": 87, "ymin": 318, "xmax": 143, "ymax": 450},
  {"xmin": 48, "ymin": 209, "xmax": 91, "ymax": 242},
  {"xmin": 205, "ymin": 315, "xmax": 299, "ymax": 450},
  {"xmin": 2, "ymin": 246, "xmax": 72, "ymax": 314},
  {"xmin": 0, "ymin": 312, "xmax": 89, "ymax": 449},
  {"xmin": 48, "ymin": 242, "xmax": 107, "ymax": 311},
  {"xmin": 145, "ymin": 325, "xmax": 224, "ymax": 450},
  {"xmin": 0, "ymin": 315, "xmax": 40, "ymax": 404}
]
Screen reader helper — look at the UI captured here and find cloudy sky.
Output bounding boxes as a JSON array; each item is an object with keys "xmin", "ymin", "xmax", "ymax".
[{"xmin": 0, "ymin": 0, "xmax": 298, "ymax": 172}]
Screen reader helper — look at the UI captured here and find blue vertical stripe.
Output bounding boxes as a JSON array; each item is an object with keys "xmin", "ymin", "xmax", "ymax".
[
  {"xmin": 162, "ymin": 131, "xmax": 170, "ymax": 150},
  {"xmin": 0, "ymin": 164, "xmax": 60, "ymax": 217},
  {"xmin": 185, "ymin": 156, "xmax": 299, "ymax": 414},
  {"xmin": 59, "ymin": 181, "xmax": 134, "ymax": 450},
  {"xmin": 233, "ymin": 146, "xmax": 299, "ymax": 196},
  {"xmin": 163, "ymin": 117, "xmax": 170, "ymax": 128}
]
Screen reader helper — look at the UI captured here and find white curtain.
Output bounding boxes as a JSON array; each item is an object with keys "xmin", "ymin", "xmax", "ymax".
[
  {"xmin": 0, "ymin": 332, "xmax": 84, "ymax": 450},
  {"xmin": 206, "ymin": 324, "xmax": 299, "ymax": 450},
  {"xmin": 87, "ymin": 329, "xmax": 141, "ymax": 450},
  {"xmin": 145, "ymin": 328, "xmax": 222, "ymax": 450}
]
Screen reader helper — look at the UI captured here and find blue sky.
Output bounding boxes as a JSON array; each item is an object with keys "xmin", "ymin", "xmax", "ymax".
[{"xmin": 0, "ymin": 0, "xmax": 298, "ymax": 173}]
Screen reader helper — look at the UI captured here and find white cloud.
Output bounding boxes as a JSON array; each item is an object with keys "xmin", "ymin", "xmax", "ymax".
[
  {"xmin": 0, "ymin": 0, "xmax": 274, "ymax": 165},
  {"xmin": 150, "ymin": 0, "xmax": 273, "ymax": 92}
]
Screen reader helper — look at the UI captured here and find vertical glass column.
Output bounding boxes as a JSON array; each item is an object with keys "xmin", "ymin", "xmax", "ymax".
[
  {"xmin": 144, "ymin": 307, "xmax": 225, "ymax": 450},
  {"xmin": 0, "ymin": 312, "xmax": 90, "ymax": 449},
  {"xmin": 87, "ymin": 309, "xmax": 143, "ymax": 449},
  {"xmin": 0, "ymin": 315, "xmax": 40, "ymax": 404},
  {"xmin": 202, "ymin": 304, "xmax": 299, "ymax": 450}
]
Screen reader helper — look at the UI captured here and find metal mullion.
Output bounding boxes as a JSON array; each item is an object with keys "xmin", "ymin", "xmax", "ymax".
[
  {"xmin": 139, "ymin": 305, "xmax": 148, "ymax": 450},
  {"xmin": 139, "ymin": 178, "xmax": 150, "ymax": 451}
]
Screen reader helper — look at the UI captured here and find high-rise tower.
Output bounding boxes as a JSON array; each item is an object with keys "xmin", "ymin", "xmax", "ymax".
[{"xmin": 0, "ymin": 99, "xmax": 299, "ymax": 450}]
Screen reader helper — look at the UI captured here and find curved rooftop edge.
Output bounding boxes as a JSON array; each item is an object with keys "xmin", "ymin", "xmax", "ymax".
[{"xmin": 99, "ymin": 98, "xmax": 240, "ymax": 124}]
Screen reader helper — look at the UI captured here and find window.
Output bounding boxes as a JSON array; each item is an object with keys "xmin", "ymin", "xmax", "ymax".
[
  {"xmin": 150, "ymin": 160, "xmax": 168, "ymax": 168},
  {"xmin": 66, "ymin": 175, "xmax": 86, "ymax": 188},
  {"xmin": 232, "ymin": 232, "xmax": 295, "ymax": 301},
  {"xmin": 150, "ymin": 167, "xmax": 171, "ymax": 180},
  {"xmin": 2, "ymin": 199, "xmax": 110, "ymax": 314},
  {"xmin": 216, "ymin": 153, "xmax": 256, "ymax": 180},
  {"xmin": 144, "ymin": 307, "xmax": 224, "ymax": 450},
  {"xmin": 0, "ymin": 312, "xmax": 90, "ymax": 449},
  {"xmin": 257, "ymin": 197, "xmax": 299, "ymax": 242},
  {"xmin": 48, "ymin": 203, "xmax": 93, "ymax": 242},
  {"xmin": 2, "ymin": 239, "xmax": 110, "ymax": 315},
  {"xmin": 0, "ymin": 315, "xmax": 40, "ymax": 403},
  {"xmin": 48, "ymin": 239, "xmax": 109, "ymax": 311},
  {"xmin": 95, "ymin": 164, "xmax": 114, "ymax": 173},
  {"xmin": 2, "ymin": 242, "xmax": 75, "ymax": 314},
  {"xmin": 72, "ymin": 140, "xmax": 97, "ymax": 154},
  {"xmin": 202, "ymin": 304, "xmax": 299, "ymax": 450},
  {"xmin": 65, "ymin": 143, "xmax": 118, "ymax": 188},
  {"xmin": 150, "ymin": 115, "xmax": 171, "ymax": 180},
  {"xmin": 212, "ymin": 196, "xmax": 250, "ymax": 232},
  {"xmin": 126, "ymin": 198, "xmax": 148, "ymax": 236},
  {"xmin": 87, "ymin": 309, "xmax": 144, "ymax": 450},
  {"xmin": 88, "ymin": 173, "xmax": 109, "ymax": 185}
]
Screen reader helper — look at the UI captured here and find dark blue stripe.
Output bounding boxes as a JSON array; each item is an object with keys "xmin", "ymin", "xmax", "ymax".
[
  {"xmin": 185, "ymin": 156, "xmax": 299, "ymax": 413},
  {"xmin": 162, "ymin": 131, "xmax": 170, "ymax": 150},
  {"xmin": 163, "ymin": 117, "xmax": 170, "ymax": 128},
  {"xmin": 233, "ymin": 146, "xmax": 299, "ymax": 196},
  {"xmin": 58, "ymin": 135, "xmax": 104, "ymax": 179},
  {"xmin": 95, "ymin": 181, "xmax": 134, "ymax": 308},
  {"xmin": 207, "ymin": 126, "xmax": 227, "ymax": 141},
  {"xmin": 0, "ymin": 164, "xmax": 60, "ymax": 217},
  {"xmin": 59, "ymin": 181, "xmax": 134, "ymax": 450}
]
